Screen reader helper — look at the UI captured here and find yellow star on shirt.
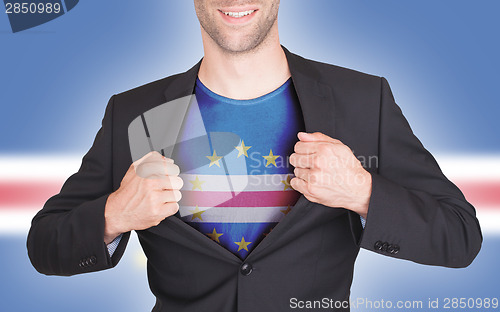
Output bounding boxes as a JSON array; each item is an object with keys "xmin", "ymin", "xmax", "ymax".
[
  {"xmin": 234, "ymin": 236, "xmax": 252, "ymax": 252},
  {"xmin": 189, "ymin": 176, "xmax": 206, "ymax": 191},
  {"xmin": 206, "ymin": 150, "xmax": 223, "ymax": 167},
  {"xmin": 190, "ymin": 205, "xmax": 205, "ymax": 221},
  {"xmin": 235, "ymin": 140, "xmax": 251, "ymax": 158},
  {"xmin": 281, "ymin": 175, "xmax": 293, "ymax": 190},
  {"xmin": 206, "ymin": 228, "xmax": 223, "ymax": 243},
  {"xmin": 281, "ymin": 205, "xmax": 291, "ymax": 215},
  {"xmin": 262, "ymin": 149, "xmax": 279, "ymax": 167}
]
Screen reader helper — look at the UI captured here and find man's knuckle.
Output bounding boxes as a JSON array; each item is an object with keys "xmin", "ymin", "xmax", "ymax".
[
  {"xmin": 294, "ymin": 142, "xmax": 300, "ymax": 153},
  {"xmin": 173, "ymin": 190, "xmax": 182, "ymax": 202},
  {"xmin": 176, "ymin": 176, "xmax": 184, "ymax": 189},
  {"xmin": 165, "ymin": 202, "xmax": 179, "ymax": 215}
]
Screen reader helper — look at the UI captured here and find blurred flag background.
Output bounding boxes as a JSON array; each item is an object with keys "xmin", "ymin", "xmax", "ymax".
[{"xmin": 1, "ymin": 1, "xmax": 498, "ymax": 311}]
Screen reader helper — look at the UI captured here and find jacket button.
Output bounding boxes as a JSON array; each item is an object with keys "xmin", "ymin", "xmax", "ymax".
[
  {"xmin": 89, "ymin": 256, "xmax": 97, "ymax": 265},
  {"xmin": 387, "ymin": 244, "xmax": 395, "ymax": 254},
  {"xmin": 393, "ymin": 245, "xmax": 400, "ymax": 254},
  {"xmin": 374, "ymin": 241, "xmax": 383, "ymax": 250},
  {"xmin": 240, "ymin": 263, "xmax": 253, "ymax": 276},
  {"xmin": 79, "ymin": 259, "xmax": 87, "ymax": 268},
  {"xmin": 381, "ymin": 242, "xmax": 388, "ymax": 252}
]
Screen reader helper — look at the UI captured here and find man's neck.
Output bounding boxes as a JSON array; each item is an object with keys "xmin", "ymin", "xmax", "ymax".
[{"xmin": 198, "ymin": 31, "xmax": 291, "ymax": 100}]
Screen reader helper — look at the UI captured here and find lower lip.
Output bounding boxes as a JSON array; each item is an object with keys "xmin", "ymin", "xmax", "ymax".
[{"xmin": 218, "ymin": 10, "xmax": 258, "ymax": 24}]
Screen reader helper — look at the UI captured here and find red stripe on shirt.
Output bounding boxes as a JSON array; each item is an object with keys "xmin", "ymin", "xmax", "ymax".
[{"xmin": 179, "ymin": 190, "xmax": 301, "ymax": 207}]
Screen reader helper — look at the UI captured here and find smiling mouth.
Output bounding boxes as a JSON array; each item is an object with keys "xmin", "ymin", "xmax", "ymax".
[{"xmin": 220, "ymin": 9, "xmax": 257, "ymax": 18}]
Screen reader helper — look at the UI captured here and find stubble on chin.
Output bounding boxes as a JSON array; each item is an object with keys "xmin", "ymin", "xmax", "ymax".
[{"xmin": 195, "ymin": 1, "xmax": 280, "ymax": 55}]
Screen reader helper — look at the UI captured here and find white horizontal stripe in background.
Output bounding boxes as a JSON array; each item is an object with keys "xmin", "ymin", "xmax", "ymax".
[
  {"xmin": 0, "ymin": 154, "xmax": 499, "ymax": 235},
  {"xmin": 0, "ymin": 155, "xmax": 82, "ymax": 181},
  {"xmin": 0, "ymin": 209, "xmax": 36, "ymax": 235},
  {"xmin": 437, "ymin": 155, "xmax": 500, "ymax": 181}
]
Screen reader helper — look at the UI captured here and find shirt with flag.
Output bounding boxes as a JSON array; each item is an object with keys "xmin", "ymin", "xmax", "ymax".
[{"xmin": 172, "ymin": 77, "xmax": 305, "ymax": 259}]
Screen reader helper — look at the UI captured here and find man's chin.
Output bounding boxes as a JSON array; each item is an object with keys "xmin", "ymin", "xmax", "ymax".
[{"xmin": 215, "ymin": 35, "xmax": 267, "ymax": 55}]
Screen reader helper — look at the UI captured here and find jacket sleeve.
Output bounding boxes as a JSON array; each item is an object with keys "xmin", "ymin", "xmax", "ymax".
[
  {"xmin": 26, "ymin": 95, "xmax": 131, "ymax": 276},
  {"xmin": 356, "ymin": 77, "xmax": 482, "ymax": 268}
]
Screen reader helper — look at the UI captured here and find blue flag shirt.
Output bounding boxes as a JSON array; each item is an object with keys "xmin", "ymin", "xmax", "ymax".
[{"xmin": 173, "ymin": 77, "xmax": 305, "ymax": 259}]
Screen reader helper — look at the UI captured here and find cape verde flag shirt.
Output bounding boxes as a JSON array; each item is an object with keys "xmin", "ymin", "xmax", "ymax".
[{"xmin": 173, "ymin": 77, "xmax": 305, "ymax": 259}]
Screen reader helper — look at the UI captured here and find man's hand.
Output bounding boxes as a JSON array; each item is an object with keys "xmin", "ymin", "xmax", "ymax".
[
  {"xmin": 289, "ymin": 132, "xmax": 372, "ymax": 219},
  {"xmin": 103, "ymin": 151, "xmax": 183, "ymax": 244}
]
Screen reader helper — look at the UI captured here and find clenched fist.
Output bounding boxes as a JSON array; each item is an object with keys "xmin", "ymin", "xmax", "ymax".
[
  {"xmin": 289, "ymin": 132, "xmax": 372, "ymax": 219},
  {"xmin": 103, "ymin": 151, "xmax": 183, "ymax": 244}
]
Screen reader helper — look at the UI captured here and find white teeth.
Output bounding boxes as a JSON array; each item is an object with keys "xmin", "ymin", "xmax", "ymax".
[{"xmin": 222, "ymin": 10, "xmax": 255, "ymax": 18}]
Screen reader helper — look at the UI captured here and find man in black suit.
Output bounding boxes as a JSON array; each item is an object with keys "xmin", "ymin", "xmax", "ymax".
[{"xmin": 27, "ymin": 0, "xmax": 482, "ymax": 311}]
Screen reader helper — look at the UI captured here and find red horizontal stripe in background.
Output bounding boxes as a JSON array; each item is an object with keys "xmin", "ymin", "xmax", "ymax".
[
  {"xmin": 0, "ymin": 181, "xmax": 498, "ymax": 209},
  {"xmin": 0, "ymin": 181, "xmax": 63, "ymax": 207},
  {"xmin": 460, "ymin": 182, "xmax": 500, "ymax": 207}
]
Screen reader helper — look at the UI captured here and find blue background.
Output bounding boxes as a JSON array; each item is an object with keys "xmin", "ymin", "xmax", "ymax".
[{"xmin": 0, "ymin": 1, "xmax": 498, "ymax": 311}]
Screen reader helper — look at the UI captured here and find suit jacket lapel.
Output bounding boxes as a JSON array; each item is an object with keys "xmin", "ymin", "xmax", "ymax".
[
  {"xmin": 163, "ymin": 59, "xmax": 201, "ymax": 102},
  {"xmin": 283, "ymin": 46, "xmax": 336, "ymax": 136}
]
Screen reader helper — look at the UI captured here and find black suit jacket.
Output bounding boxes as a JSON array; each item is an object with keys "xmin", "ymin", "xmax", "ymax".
[{"xmin": 27, "ymin": 47, "xmax": 482, "ymax": 311}]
